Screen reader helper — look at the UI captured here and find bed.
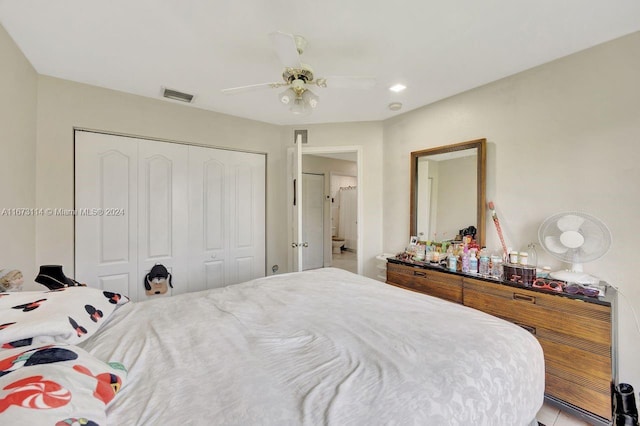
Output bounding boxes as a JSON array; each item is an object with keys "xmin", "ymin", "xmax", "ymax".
[{"xmin": 0, "ymin": 268, "xmax": 544, "ymax": 425}]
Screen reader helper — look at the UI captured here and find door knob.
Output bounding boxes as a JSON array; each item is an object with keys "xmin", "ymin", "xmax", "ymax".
[
  {"xmin": 302, "ymin": 242, "xmax": 309, "ymax": 247},
  {"xmin": 291, "ymin": 242, "xmax": 298, "ymax": 248}
]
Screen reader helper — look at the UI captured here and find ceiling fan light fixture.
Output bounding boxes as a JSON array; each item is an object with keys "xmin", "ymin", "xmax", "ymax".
[
  {"xmin": 290, "ymin": 96, "xmax": 311, "ymax": 116},
  {"xmin": 279, "ymin": 88, "xmax": 296, "ymax": 105},
  {"xmin": 302, "ymin": 89, "xmax": 319, "ymax": 109}
]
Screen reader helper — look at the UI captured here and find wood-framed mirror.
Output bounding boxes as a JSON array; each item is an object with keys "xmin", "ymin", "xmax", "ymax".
[{"xmin": 410, "ymin": 138, "xmax": 486, "ymax": 247}]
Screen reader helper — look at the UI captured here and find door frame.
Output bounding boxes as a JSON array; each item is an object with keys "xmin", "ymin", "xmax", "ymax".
[{"xmin": 287, "ymin": 145, "xmax": 363, "ymax": 275}]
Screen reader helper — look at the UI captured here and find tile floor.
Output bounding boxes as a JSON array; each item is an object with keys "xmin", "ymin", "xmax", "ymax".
[
  {"xmin": 331, "ymin": 249, "xmax": 357, "ymax": 273},
  {"xmin": 537, "ymin": 403, "xmax": 591, "ymax": 426}
]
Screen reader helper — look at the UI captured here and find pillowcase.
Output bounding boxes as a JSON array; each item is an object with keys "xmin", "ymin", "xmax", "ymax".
[
  {"xmin": 0, "ymin": 287, "xmax": 128, "ymax": 348},
  {"xmin": 0, "ymin": 342, "xmax": 126, "ymax": 424}
]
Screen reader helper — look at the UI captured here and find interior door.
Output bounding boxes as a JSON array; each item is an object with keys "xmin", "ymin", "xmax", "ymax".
[
  {"xmin": 75, "ymin": 131, "xmax": 138, "ymax": 297},
  {"xmin": 137, "ymin": 139, "xmax": 189, "ymax": 301},
  {"xmin": 302, "ymin": 173, "xmax": 324, "ymax": 270},
  {"xmin": 291, "ymin": 135, "xmax": 304, "ymax": 271},
  {"xmin": 188, "ymin": 146, "xmax": 266, "ymax": 289}
]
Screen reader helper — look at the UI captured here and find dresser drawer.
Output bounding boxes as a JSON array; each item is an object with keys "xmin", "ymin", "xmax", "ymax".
[
  {"xmin": 546, "ymin": 372, "xmax": 612, "ymax": 419},
  {"xmin": 387, "ymin": 259, "xmax": 615, "ymax": 423},
  {"xmin": 463, "ymin": 277, "xmax": 613, "ymax": 419},
  {"xmin": 463, "ymin": 278, "xmax": 611, "ymax": 346},
  {"xmin": 539, "ymin": 337, "xmax": 612, "ymax": 418},
  {"xmin": 387, "ymin": 263, "xmax": 462, "ymax": 303}
]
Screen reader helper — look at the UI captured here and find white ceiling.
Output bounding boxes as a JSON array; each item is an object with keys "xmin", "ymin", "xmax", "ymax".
[{"xmin": 2, "ymin": 1, "xmax": 639, "ymax": 126}]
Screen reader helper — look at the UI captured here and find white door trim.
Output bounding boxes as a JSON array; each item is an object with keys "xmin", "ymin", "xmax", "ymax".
[{"xmin": 287, "ymin": 145, "xmax": 363, "ymax": 275}]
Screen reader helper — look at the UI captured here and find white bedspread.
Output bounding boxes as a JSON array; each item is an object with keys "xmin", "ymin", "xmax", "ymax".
[{"xmin": 79, "ymin": 268, "xmax": 544, "ymax": 426}]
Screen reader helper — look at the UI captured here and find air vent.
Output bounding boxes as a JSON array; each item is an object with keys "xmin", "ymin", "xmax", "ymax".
[
  {"xmin": 162, "ymin": 88, "xmax": 194, "ymax": 103},
  {"xmin": 294, "ymin": 129, "xmax": 308, "ymax": 144}
]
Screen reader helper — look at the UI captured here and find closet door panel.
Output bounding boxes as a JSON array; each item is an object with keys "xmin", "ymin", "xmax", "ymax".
[
  {"xmin": 75, "ymin": 131, "xmax": 138, "ymax": 294},
  {"xmin": 235, "ymin": 257, "xmax": 254, "ymax": 284},
  {"xmin": 146, "ymin": 156, "xmax": 172, "ymax": 257},
  {"xmin": 100, "ymin": 151, "xmax": 131, "ymax": 262},
  {"xmin": 98, "ymin": 274, "xmax": 130, "ymax": 297},
  {"xmin": 205, "ymin": 260, "xmax": 225, "ymax": 289},
  {"xmin": 189, "ymin": 147, "xmax": 265, "ymax": 289},
  {"xmin": 227, "ymin": 150, "xmax": 266, "ymax": 284},
  {"xmin": 188, "ymin": 147, "xmax": 229, "ymax": 291},
  {"xmin": 138, "ymin": 140, "xmax": 189, "ymax": 300},
  {"xmin": 204, "ymin": 160, "xmax": 225, "ymax": 252}
]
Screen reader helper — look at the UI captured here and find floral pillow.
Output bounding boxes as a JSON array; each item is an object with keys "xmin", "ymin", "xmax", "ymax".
[
  {"xmin": 0, "ymin": 287, "xmax": 128, "ymax": 348},
  {"xmin": 0, "ymin": 342, "xmax": 126, "ymax": 425}
]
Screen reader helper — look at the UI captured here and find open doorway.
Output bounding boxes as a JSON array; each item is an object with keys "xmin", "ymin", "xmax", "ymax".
[
  {"xmin": 328, "ymin": 171, "xmax": 357, "ymax": 273},
  {"xmin": 301, "ymin": 149, "xmax": 360, "ymax": 274}
]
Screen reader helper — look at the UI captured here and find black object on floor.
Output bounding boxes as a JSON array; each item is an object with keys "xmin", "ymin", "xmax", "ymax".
[{"xmin": 613, "ymin": 383, "xmax": 639, "ymax": 426}]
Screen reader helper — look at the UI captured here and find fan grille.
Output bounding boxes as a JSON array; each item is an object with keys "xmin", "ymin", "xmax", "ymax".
[{"xmin": 538, "ymin": 212, "xmax": 611, "ymax": 263}]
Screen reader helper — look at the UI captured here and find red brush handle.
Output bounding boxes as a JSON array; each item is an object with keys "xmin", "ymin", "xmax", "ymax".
[{"xmin": 492, "ymin": 215, "xmax": 509, "ymax": 257}]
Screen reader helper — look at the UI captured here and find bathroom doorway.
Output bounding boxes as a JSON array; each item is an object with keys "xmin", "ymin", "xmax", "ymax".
[
  {"xmin": 329, "ymin": 172, "xmax": 357, "ymax": 273},
  {"xmin": 301, "ymin": 148, "xmax": 360, "ymax": 274}
]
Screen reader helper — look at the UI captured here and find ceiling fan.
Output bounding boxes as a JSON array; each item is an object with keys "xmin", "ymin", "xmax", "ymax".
[{"xmin": 221, "ymin": 31, "xmax": 376, "ymax": 115}]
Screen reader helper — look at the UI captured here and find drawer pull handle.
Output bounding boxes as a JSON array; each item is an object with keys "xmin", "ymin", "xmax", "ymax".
[
  {"xmin": 515, "ymin": 323, "xmax": 536, "ymax": 335},
  {"xmin": 413, "ymin": 271, "xmax": 426, "ymax": 277},
  {"xmin": 513, "ymin": 293, "xmax": 536, "ymax": 303}
]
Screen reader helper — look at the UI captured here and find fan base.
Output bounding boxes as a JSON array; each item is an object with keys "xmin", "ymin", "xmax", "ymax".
[{"xmin": 549, "ymin": 270, "xmax": 600, "ymax": 286}]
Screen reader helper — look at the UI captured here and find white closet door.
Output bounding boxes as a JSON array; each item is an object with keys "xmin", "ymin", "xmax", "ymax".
[
  {"xmin": 75, "ymin": 131, "xmax": 138, "ymax": 296},
  {"xmin": 76, "ymin": 132, "xmax": 266, "ymax": 300},
  {"xmin": 137, "ymin": 139, "xmax": 189, "ymax": 301},
  {"xmin": 188, "ymin": 146, "xmax": 265, "ymax": 290}
]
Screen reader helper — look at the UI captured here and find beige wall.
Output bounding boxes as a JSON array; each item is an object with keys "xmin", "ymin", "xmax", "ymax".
[
  {"xmin": 35, "ymin": 76, "xmax": 288, "ymax": 285},
  {"xmin": 285, "ymin": 123, "xmax": 384, "ymax": 278},
  {"xmin": 383, "ymin": 31, "xmax": 640, "ymax": 389},
  {"xmin": 0, "ymin": 25, "xmax": 37, "ymax": 283}
]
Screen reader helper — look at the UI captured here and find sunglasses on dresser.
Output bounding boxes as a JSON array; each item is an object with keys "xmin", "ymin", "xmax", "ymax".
[
  {"xmin": 564, "ymin": 283, "xmax": 600, "ymax": 297},
  {"xmin": 532, "ymin": 279, "xmax": 564, "ymax": 293}
]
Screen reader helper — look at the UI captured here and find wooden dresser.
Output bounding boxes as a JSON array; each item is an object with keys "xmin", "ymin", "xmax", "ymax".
[{"xmin": 386, "ymin": 259, "xmax": 617, "ymax": 426}]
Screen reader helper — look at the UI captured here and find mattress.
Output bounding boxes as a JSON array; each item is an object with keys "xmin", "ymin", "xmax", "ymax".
[{"xmin": 78, "ymin": 268, "xmax": 545, "ymax": 425}]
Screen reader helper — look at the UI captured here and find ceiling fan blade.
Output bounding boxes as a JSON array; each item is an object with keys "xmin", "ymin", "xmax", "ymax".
[
  {"xmin": 317, "ymin": 76, "xmax": 376, "ymax": 89},
  {"xmin": 221, "ymin": 82, "xmax": 284, "ymax": 95},
  {"xmin": 269, "ymin": 31, "xmax": 302, "ymax": 69}
]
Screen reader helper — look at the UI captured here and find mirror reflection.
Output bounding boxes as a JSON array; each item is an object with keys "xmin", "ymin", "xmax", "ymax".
[
  {"xmin": 411, "ymin": 139, "xmax": 486, "ymax": 247},
  {"xmin": 416, "ymin": 149, "xmax": 477, "ymax": 242}
]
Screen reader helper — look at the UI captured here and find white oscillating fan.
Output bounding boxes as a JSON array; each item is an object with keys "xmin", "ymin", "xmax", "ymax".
[{"xmin": 538, "ymin": 212, "xmax": 612, "ymax": 285}]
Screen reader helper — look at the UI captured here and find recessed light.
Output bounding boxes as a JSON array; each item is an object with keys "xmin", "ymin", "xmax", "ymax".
[
  {"xmin": 389, "ymin": 84, "xmax": 406, "ymax": 93},
  {"xmin": 388, "ymin": 102, "xmax": 403, "ymax": 111}
]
